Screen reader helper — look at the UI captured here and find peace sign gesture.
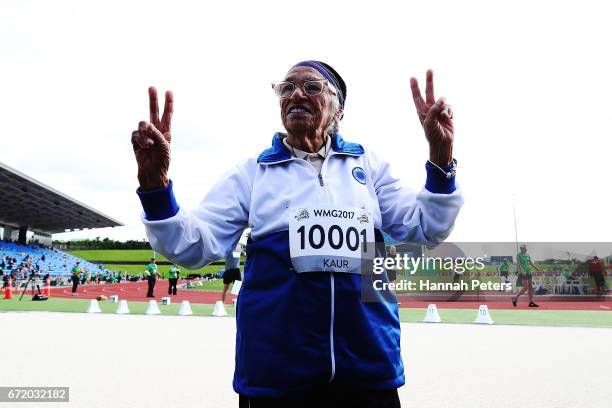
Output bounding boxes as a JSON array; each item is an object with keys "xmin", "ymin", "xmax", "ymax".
[
  {"xmin": 410, "ymin": 70, "xmax": 454, "ymax": 166},
  {"xmin": 131, "ymin": 87, "xmax": 174, "ymax": 191}
]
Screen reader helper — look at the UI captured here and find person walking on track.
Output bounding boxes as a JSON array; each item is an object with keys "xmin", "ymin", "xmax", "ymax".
[
  {"xmin": 71, "ymin": 261, "xmax": 82, "ymax": 296},
  {"xmin": 512, "ymin": 244, "xmax": 540, "ymax": 307},
  {"xmin": 168, "ymin": 263, "xmax": 180, "ymax": 296},
  {"xmin": 221, "ymin": 250, "xmax": 241, "ymax": 304},
  {"xmin": 145, "ymin": 258, "xmax": 160, "ymax": 298}
]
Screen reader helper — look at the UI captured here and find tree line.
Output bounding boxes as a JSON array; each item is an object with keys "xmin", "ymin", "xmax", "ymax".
[{"xmin": 53, "ymin": 237, "xmax": 152, "ymax": 250}]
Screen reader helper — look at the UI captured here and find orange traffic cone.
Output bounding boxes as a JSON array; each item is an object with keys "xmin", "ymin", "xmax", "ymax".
[
  {"xmin": 44, "ymin": 278, "xmax": 51, "ymax": 297},
  {"xmin": 4, "ymin": 279, "xmax": 13, "ymax": 299}
]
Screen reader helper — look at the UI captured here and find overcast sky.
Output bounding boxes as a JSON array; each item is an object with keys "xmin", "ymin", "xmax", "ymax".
[{"xmin": 2, "ymin": 0, "xmax": 611, "ymax": 243}]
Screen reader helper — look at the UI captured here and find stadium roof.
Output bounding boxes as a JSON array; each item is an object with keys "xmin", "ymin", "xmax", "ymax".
[{"xmin": 0, "ymin": 162, "xmax": 123, "ymax": 234}]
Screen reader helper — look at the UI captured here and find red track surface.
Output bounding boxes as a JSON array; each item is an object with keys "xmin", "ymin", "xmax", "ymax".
[
  {"xmin": 45, "ymin": 280, "xmax": 612, "ymax": 311},
  {"xmin": 49, "ymin": 280, "xmax": 234, "ymax": 304},
  {"xmin": 395, "ymin": 293, "xmax": 612, "ymax": 310},
  {"xmin": 395, "ymin": 300, "xmax": 612, "ymax": 311}
]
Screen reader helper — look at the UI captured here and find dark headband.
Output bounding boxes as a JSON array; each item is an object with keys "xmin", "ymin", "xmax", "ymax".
[{"xmin": 292, "ymin": 60, "xmax": 346, "ymax": 108}]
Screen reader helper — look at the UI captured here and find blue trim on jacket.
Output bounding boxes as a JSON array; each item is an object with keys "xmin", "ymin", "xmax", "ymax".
[
  {"xmin": 136, "ymin": 145, "xmax": 457, "ymax": 223},
  {"xmin": 330, "ymin": 133, "xmax": 365, "ymax": 155},
  {"xmin": 425, "ymin": 160, "xmax": 457, "ymax": 194},
  {"xmin": 234, "ymin": 230, "xmax": 404, "ymax": 398},
  {"xmin": 257, "ymin": 133, "xmax": 365, "ymax": 164},
  {"xmin": 136, "ymin": 180, "xmax": 180, "ymax": 221},
  {"xmin": 256, "ymin": 132, "xmax": 456, "ymax": 194}
]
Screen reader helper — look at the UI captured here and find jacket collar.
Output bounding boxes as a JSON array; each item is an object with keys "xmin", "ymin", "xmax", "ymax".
[{"xmin": 257, "ymin": 132, "xmax": 365, "ymax": 164}]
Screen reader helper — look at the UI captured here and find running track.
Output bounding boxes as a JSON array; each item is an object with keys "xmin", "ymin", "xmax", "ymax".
[
  {"xmin": 48, "ymin": 280, "xmax": 232, "ymax": 304},
  {"xmin": 45, "ymin": 280, "xmax": 612, "ymax": 311}
]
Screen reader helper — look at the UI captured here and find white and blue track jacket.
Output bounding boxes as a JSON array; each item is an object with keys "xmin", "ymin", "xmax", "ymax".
[{"xmin": 137, "ymin": 133, "xmax": 463, "ymax": 397}]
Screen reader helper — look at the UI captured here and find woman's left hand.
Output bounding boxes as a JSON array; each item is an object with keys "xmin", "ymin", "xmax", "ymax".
[{"xmin": 410, "ymin": 70, "xmax": 454, "ymax": 166}]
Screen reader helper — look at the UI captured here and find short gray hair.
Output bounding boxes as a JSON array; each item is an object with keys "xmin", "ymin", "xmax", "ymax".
[{"xmin": 326, "ymin": 91, "xmax": 342, "ymax": 135}]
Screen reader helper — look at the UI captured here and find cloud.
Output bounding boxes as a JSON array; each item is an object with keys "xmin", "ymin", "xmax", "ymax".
[{"xmin": 2, "ymin": 0, "xmax": 611, "ymax": 242}]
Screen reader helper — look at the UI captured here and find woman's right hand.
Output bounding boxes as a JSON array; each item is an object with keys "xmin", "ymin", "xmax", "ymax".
[{"xmin": 131, "ymin": 87, "xmax": 173, "ymax": 191}]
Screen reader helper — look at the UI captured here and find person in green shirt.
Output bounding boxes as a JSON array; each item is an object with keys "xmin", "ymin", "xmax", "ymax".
[
  {"xmin": 559, "ymin": 267, "xmax": 572, "ymax": 294},
  {"xmin": 562, "ymin": 267, "xmax": 572, "ymax": 281},
  {"xmin": 71, "ymin": 262, "xmax": 82, "ymax": 296},
  {"xmin": 167, "ymin": 264, "xmax": 180, "ymax": 296},
  {"xmin": 499, "ymin": 258, "xmax": 511, "ymax": 288},
  {"xmin": 512, "ymin": 244, "xmax": 540, "ymax": 307},
  {"xmin": 145, "ymin": 258, "xmax": 160, "ymax": 298},
  {"xmin": 499, "ymin": 258, "xmax": 510, "ymax": 273}
]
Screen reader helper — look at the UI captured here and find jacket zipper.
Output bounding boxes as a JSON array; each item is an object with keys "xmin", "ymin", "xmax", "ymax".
[
  {"xmin": 328, "ymin": 270, "xmax": 336, "ymax": 383},
  {"xmin": 286, "ymin": 153, "xmax": 337, "ymax": 382},
  {"xmin": 318, "ymin": 173, "xmax": 329, "ymax": 204},
  {"xmin": 318, "ymin": 161, "xmax": 336, "ymax": 383}
]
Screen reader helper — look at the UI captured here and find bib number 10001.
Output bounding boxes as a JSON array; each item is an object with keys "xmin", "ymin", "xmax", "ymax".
[{"xmin": 297, "ymin": 224, "xmax": 368, "ymax": 252}]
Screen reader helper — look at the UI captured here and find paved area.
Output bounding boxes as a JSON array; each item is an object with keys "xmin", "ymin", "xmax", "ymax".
[{"xmin": 2, "ymin": 312, "xmax": 611, "ymax": 407}]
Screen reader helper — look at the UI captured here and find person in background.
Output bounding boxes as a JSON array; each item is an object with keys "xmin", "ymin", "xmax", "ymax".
[
  {"xmin": 588, "ymin": 256, "xmax": 606, "ymax": 295},
  {"xmin": 1, "ymin": 270, "xmax": 8, "ymax": 291},
  {"xmin": 562, "ymin": 267, "xmax": 571, "ymax": 281},
  {"xmin": 386, "ymin": 245, "xmax": 400, "ymax": 305},
  {"xmin": 386, "ymin": 245, "xmax": 398, "ymax": 284},
  {"xmin": 499, "ymin": 258, "xmax": 511, "ymax": 288},
  {"xmin": 168, "ymin": 264, "xmax": 180, "ymax": 296},
  {"xmin": 560, "ymin": 266, "xmax": 573, "ymax": 294},
  {"xmin": 221, "ymin": 251, "xmax": 241, "ymax": 304},
  {"xmin": 145, "ymin": 258, "xmax": 160, "ymax": 298},
  {"xmin": 512, "ymin": 244, "xmax": 540, "ymax": 307},
  {"xmin": 71, "ymin": 262, "xmax": 82, "ymax": 296},
  {"xmin": 29, "ymin": 269, "xmax": 41, "ymax": 296}
]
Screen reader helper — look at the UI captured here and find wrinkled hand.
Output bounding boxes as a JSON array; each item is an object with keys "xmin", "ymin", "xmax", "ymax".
[
  {"xmin": 410, "ymin": 70, "xmax": 454, "ymax": 166},
  {"xmin": 131, "ymin": 87, "xmax": 173, "ymax": 191}
]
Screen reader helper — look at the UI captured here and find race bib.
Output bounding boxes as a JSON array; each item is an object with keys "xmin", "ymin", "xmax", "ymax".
[{"xmin": 289, "ymin": 205, "xmax": 375, "ymax": 274}]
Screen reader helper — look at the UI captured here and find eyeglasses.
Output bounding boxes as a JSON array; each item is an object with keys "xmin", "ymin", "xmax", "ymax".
[{"xmin": 271, "ymin": 80, "xmax": 336, "ymax": 98}]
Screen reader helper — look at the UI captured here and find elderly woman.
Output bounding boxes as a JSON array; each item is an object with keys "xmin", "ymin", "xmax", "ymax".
[{"xmin": 131, "ymin": 61, "xmax": 463, "ymax": 408}]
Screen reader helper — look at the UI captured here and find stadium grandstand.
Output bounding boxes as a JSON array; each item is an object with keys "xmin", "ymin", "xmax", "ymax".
[
  {"xmin": 0, "ymin": 161, "xmax": 122, "ymax": 278},
  {"xmin": 0, "ymin": 241, "xmax": 103, "ymax": 278}
]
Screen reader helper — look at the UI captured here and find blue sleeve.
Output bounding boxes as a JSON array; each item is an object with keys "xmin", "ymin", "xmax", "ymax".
[
  {"xmin": 136, "ymin": 180, "xmax": 180, "ymax": 221},
  {"xmin": 425, "ymin": 160, "xmax": 457, "ymax": 194}
]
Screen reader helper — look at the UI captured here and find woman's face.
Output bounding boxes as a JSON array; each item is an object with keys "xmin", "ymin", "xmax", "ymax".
[{"xmin": 280, "ymin": 67, "xmax": 338, "ymax": 137}]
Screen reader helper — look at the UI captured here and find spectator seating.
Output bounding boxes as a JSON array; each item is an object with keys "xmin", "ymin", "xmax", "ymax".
[{"xmin": 0, "ymin": 241, "xmax": 110, "ymax": 278}]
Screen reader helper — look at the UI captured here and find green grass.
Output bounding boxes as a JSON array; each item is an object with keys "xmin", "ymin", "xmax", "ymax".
[
  {"xmin": 0, "ymin": 297, "xmax": 230, "ymax": 316},
  {"xmin": 105, "ymin": 264, "xmax": 223, "ymax": 278},
  {"xmin": 186, "ymin": 280, "xmax": 227, "ymax": 291},
  {"xmin": 2, "ymin": 297, "xmax": 612, "ymax": 327},
  {"xmin": 67, "ymin": 249, "xmax": 168, "ymax": 262},
  {"xmin": 67, "ymin": 250, "xmax": 239, "ymax": 277},
  {"xmin": 398, "ymin": 308, "xmax": 612, "ymax": 327}
]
